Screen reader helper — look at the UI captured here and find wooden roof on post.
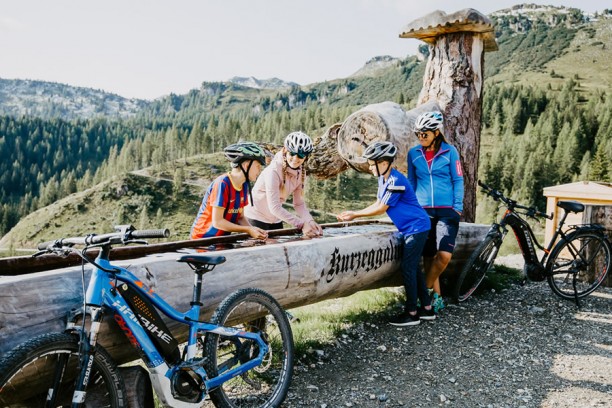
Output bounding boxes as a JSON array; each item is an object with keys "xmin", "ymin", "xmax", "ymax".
[
  {"xmin": 398, "ymin": 8, "xmax": 498, "ymax": 52},
  {"xmin": 543, "ymin": 181, "xmax": 612, "ymax": 201}
]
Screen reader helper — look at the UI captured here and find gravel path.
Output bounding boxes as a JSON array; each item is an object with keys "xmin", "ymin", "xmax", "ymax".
[{"xmin": 283, "ymin": 281, "xmax": 612, "ymax": 407}]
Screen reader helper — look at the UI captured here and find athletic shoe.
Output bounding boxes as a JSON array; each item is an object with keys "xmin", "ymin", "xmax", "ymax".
[
  {"xmin": 432, "ymin": 292, "xmax": 445, "ymax": 314},
  {"xmin": 418, "ymin": 307, "xmax": 436, "ymax": 321},
  {"xmin": 389, "ymin": 312, "xmax": 420, "ymax": 327}
]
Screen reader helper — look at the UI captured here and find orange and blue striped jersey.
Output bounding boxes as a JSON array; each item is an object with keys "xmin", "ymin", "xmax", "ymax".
[{"xmin": 190, "ymin": 173, "xmax": 249, "ymax": 239}]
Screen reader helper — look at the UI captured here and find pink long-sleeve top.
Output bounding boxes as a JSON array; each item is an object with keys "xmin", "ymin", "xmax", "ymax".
[{"xmin": 244, "ymin": 151, "xmax": 314, "ymax": 229}]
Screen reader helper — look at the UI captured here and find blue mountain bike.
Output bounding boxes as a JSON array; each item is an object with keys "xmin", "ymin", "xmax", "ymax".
[{"xmin": 0, "ymin": 225, "xmax": 294, "ymax": 407}]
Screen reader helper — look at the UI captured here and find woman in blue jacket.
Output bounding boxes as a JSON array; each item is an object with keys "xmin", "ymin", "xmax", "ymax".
[{"xmin": 407, "ymin": 111, "xmax": 464, "ymax": 313}]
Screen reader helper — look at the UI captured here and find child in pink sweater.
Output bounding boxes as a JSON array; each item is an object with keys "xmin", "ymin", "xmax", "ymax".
[{"xmin": 245, "ymin": 132, "xmax": 323, "ymax": 238}]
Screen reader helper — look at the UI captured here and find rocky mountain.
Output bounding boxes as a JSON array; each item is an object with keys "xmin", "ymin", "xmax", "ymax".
[
  {"xmin": 0, "ymin": 78, "xmax": 150, "ymax": 120},
  {"xmin": 227, "ymin": 76, "xmax": 299, "ymax": 90},
  {"xmin": 491, "ymin": 3, "xmax": 604, "ymax": 33},
  {"xmin": 349, "ymin": 56, "xmax": 401, "ymax": 78}
]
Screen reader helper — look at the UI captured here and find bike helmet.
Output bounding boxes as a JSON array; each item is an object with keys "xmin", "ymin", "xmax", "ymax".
[
  {"xmin": 363, "ymin": 141, "xmax": 397, "ymax": 162},
  {"xmin": 223, "ymin": 142, "xmax": 266, "ymax": 167},
  {"xmin": 284, "ymin": 131, "xmax": 314, "ymax": 156},
  {"xmin": 414, "ymin": 111, "xmax": 444, "ymax": 132}
]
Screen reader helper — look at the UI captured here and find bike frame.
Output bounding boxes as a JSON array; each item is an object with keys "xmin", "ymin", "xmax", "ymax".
[
  {"xmin": 70, "ymin": 248, "xmax": 268, "ymax": 407},
  {"xmin": 496, "ymin": 206, "xmax": 597, "ymax": 274},
  {"xmin": 501, "ymin": 210, "xmax": 550, "ymax": 267}
]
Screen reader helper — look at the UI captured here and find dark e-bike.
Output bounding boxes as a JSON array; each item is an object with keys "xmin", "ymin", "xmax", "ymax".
[
  {"xmin": 0, "ymin": 225, "xmax": 294, "ymax": 407},
  {"xmin": 454, "ymin": 181, "xmax": 611, "ymax": 305}
]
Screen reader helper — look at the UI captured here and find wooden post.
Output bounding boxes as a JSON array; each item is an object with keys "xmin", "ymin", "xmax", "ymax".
[
  {"xmin": 399, "ymin": 8, "xmax": 498, "ymax": 223},
  {"xmin": 583, "ymin": 205, "xmax": 612, "ymax": 287}
]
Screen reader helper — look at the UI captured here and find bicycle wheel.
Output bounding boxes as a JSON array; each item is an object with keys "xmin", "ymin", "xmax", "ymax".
[
  {"xmin": 204, "ymin": 288, "xmax": 294, "ymax": 408},
  {"xmin": 453, "ymin": 233, "xmax": 503, "ymax": 303},
  {"xmin": 0, "ymin": 332, "xmax": 127, "ymax": 407},
  {"xmin": 546, "ymin": 230, "xmax": 611, "ymax": 300}
]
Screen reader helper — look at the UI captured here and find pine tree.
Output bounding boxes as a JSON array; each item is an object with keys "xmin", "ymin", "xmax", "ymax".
[
  {"xmin": 138, "ymin": 205, "xmax": 149, "ymax": 230},
  {"xmin": 173, "ymin": 167, "xmax": 185, "ymax": 198},
  {"xmin": 155, "ymin": 208, "xmax": 164, "ymax": 229},
  {"xmin": 590, "ymin": 146, "xmax": 611, "ymax": 182}
]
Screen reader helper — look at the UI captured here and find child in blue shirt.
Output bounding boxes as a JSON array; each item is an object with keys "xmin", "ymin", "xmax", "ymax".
[{"xmin": 337, "ymin": 141, "xmax": 435, "ymax": 326}]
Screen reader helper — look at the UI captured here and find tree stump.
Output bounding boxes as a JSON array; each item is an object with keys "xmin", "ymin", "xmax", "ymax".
[
  {"xmin": 335, "ymin": 101, "xmax": 441, "ymax": 173},
  {"xmin": 305, "ymin": 123, "xmax": 349, "ymax": 180},
  {"xmin": 400, "ymin": 8, "xmax": 498, "ymax": 223}
]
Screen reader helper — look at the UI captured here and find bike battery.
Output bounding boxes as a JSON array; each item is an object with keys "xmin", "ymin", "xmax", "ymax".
[{"xmin": 117, "ymin": 283, "xmax": 181, "ymax": 364}]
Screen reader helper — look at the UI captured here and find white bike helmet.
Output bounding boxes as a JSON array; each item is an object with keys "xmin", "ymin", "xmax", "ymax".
[
  {"xmin": 414, "ymin": 111, "xmax": 444, "ymax": 132},
  {"xmin": 363, "ymin": 141, "xmax": 397, "ymax": 161},
  {"xmin": 284, "ymin": 131, "xmax": 314, "ymax": 156}
]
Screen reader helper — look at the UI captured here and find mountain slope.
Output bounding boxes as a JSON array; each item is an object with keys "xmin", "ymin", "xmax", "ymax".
[
  {"xmin": 228, "ymin": 76, "xmax": 299, "ymax": 89},
  {"xmin": 487, "ymin": 5, "xmax": 611, "ymax": 90},
  {"xmin": 0, "ymin": 78, "xmax": 150, "ymax": 120}
]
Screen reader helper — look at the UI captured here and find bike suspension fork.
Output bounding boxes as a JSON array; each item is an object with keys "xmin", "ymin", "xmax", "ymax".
[{"xmin": 71, "ymin": 305, "xmax": 105, "ymax": 407}]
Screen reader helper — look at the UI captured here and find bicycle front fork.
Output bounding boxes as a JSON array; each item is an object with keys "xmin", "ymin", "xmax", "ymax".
[{"xmin": 70, "ymin": 306, "xmax": 105, "ymax": 407}]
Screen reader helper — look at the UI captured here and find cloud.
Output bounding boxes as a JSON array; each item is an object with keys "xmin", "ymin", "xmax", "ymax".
[{"xmin": 0, "ymin": 17, "xmax": 26, "ymax": 32}]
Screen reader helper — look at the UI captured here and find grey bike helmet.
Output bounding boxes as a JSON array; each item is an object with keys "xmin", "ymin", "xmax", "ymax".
[
  {"xmin": 224, "ymin": 142, "xmax": 266, "ymax": 167},
  {"xmin": 363, "ymin": 141, "xmax": 397, "ymax": 162},
  {"xmin": 284, "ymin": 131, "xmax": 314, "ymax": 156},
  {"xmin": 414, "ymin": 111, "xmax": 444, "ymax": 132}
]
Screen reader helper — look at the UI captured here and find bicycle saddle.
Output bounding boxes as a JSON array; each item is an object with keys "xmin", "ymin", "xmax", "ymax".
[
  {"xmin": 177, "ymin": 254, "xmax": 227, "ymax": 268},
  {"xmin": 557, "ymin": 201, "xmax": 584, "ymax": 213}
]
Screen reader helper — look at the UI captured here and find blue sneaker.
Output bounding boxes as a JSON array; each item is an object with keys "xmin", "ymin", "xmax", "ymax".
[{"xmin": 432, "ymin": 292, "xmax": 445, "ymax": 314}]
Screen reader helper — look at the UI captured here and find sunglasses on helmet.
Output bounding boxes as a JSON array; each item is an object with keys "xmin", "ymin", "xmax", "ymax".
[{"xmin": 288, "ymin": 151, "xmax": 308, "ymax": 159}]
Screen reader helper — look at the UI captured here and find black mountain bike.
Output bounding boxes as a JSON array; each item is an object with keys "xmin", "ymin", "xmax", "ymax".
[{"xmin": 454, "ymin": 181, "xmax": 611, "ymax": 305}]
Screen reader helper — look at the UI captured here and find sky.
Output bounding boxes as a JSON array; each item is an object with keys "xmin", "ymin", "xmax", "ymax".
[{"xmin": 0, "ymin": 0, "xmax": 605, "ymax": 100}]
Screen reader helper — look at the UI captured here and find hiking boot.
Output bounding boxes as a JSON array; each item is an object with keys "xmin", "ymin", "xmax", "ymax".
[
  {"xmin": 389, "ymin": 311, "xmax": 420, "ymax": 327},
  {"xmin": 418, "ymin": 307, "xmax": 436, "ymax": 321}
]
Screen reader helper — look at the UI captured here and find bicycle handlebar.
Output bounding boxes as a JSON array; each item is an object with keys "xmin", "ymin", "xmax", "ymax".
[
  {"xmin": 477, "ymin": 180, "xmax": 552, "ymax": 220},
  {"xmin": 37, "ymin": 226, "xmax": 170, "ymax": 251}
]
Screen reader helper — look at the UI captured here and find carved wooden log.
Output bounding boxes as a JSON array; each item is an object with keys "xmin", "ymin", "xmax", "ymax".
[
  {"xmin": 0, "ymin": 222, "xmax": 488, "ymax": 364},
  {"xmin": 336, "ymin": 101, "xmax": 441, "ymax": 173},
  {"xmin": 400, "ymin": 8, "xmax": 498, "ymax": 223}
]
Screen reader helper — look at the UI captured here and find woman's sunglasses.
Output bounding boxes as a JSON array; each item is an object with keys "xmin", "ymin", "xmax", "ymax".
[
  {"xmin": 288, "ymin": 151, "xmax": 308, "ymax": 159},
  {"xmin": 416, "ymin": 131, "xmax": 431, "ymax": 139}
]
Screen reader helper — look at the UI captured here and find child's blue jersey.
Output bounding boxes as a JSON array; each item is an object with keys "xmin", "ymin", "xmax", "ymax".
[{"xmin": 378, "ymin": 168, "xmax": 431, "ymax": 236}]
